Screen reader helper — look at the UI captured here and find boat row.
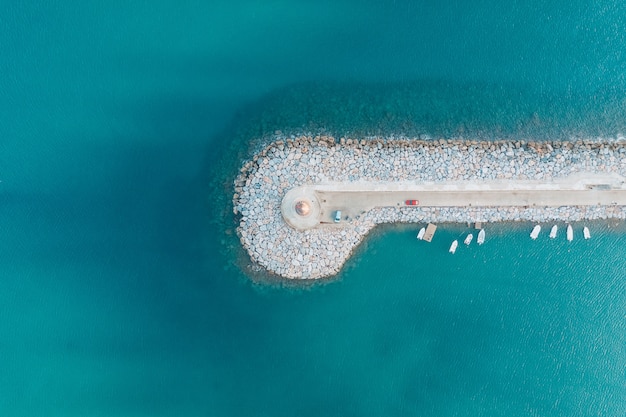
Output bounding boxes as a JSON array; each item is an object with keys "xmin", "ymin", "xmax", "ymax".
[
  {"xmin": 419, "ymin": 223, "xmax": 591, "ymax": 255},
  {"xmin": 417, "ymin": 226, "xmax": 485, "ymax": 253},
  {"xmin": 531, "ymin": 224, "xmax": 590, "ymax": 241},
  {"xmin": 449, "ymin": 229, "xmax": 485, "ymax": 254}
]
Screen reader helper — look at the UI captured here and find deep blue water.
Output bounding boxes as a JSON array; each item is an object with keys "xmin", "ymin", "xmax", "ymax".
[{"xmin": 1, "ymin": 1, "xmax": 626, "ymax": 416}]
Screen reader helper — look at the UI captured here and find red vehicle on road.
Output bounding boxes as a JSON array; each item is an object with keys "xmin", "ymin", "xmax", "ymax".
[{"xmin": 405, "ymin": 199, "xmax": 419, "ymax": 206}]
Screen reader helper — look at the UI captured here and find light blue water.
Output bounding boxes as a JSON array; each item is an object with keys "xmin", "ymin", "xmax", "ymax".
[{"xmin": 1, "ymin": 1, "xmax": 626, "ymax": 416}]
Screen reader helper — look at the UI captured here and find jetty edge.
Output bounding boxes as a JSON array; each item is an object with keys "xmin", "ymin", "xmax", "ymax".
[{"xmin": 233, "ymin": 135, "xmax": 626, "ymax": 279}]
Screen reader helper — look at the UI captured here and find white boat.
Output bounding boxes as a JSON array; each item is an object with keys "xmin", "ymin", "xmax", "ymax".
[
  {"xmin": 530, "ymin": 225, "xmax": 541, "ymax": 240},
  {"xmin": 449, "ymin": 240, "xmax": 458, "ymax": 254},
  {"xmin": 464, "ymin": 233, "xmax": 473, "ymax": 245},
  {"xmin": 549, "ymin": 225, "xmax": 558, "ymax": 239},
  {"xmin": 477, "ymin": 229, "xmax": 485, "ymax": 245},
  {"xmin": 583, "ymin": 226, "xmax": 590, "ymax": 239},
  {"xmin": 416, "ymin": 227, "xmax": 425, "ymax": 240},
  {"xmin": 567, "ymin": 224, "xmax": 573, "ymax": 241}
]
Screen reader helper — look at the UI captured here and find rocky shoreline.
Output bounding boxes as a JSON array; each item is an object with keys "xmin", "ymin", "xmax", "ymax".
[{"xmin": 233, "ymin": 135, "xmax": 626, "ymax": 279}]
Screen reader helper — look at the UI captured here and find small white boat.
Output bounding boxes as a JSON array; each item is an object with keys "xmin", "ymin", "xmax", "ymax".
[
  {"xmin": 567, "ymin": 224, "xmax": 573, "ymax": 241},
  {"xmin": 416, "ymin": 227, "xmax": 425, "ymax": 240},
  {"xmin": 583, "ymin": 226, "xmax": 590, "ymax": 240},
  {"xmin": 449, "ymin": 240, "xmax": 458, "ymax": 254},
  {"xmin": 477, "ymin": 229, "xmax": 485, "ymax": 245},
  {"xmin": 549, "ymin": 225, "xmax": 558, "ymax": 239},
  {"xmin": 530, "ymin": 225, "xmax": 541, "ymax": 240},
  {"xmin": 464, "ymin": 233, "xmax": 473, "ymax": 245}
]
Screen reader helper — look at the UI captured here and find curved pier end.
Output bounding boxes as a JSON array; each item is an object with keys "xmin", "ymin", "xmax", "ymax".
[{"xmin": 233, "ymin": 135, "xmax": 626, "ymax": 279}]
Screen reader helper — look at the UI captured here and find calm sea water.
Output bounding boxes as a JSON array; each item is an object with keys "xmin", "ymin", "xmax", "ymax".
[{"xmin": 1, "ymin": 1, "xmax": 626, "ymax": 416}]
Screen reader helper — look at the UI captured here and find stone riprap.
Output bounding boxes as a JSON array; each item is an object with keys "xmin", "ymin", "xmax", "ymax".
[{"xmin": 233, "ymin": 136, "xmax": 626, "ymax": 279}]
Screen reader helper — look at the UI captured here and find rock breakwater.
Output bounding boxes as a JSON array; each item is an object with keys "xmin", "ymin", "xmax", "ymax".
[{"xmin": 233, "ymin": 136, "xmax": 626, "ymax": 279}]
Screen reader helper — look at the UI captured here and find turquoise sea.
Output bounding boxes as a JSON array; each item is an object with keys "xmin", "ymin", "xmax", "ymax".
[{"xmin": 2, "ymin": 1, "xmax": 626, "ymax": 416}]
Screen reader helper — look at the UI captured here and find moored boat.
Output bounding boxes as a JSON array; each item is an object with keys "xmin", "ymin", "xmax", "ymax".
[
  {"xmin": 417, "ymin": 227, "xmax": 425, "ymax": 240},
  {"xmin": 549, "ymin": 225, "xmax": 558, "ymax": 239},
  {"xmin": 464, "ymin": 233, "xmax": 473, "ymax": 245},
  {"xmin": 583, "ymin": 226, "xmax": 590, "ymax": 239},
  {"xmin": 477, "ymin": 229, "xmax": 485, "ymax": 245},
  {"xmin": 567, "ymin": 224, "xmax": 573, "ymax": 241},
  {"xmin": 449, "ymin": 240, "xmax": 458, "ymax": 254},
  {"xmin": 530, "ymin": 225, "xmax": 541, "ymax": 240}
]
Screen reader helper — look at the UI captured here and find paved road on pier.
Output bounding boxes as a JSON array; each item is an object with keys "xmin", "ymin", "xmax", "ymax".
[
  {"xmin": 281, "ymin": 173, "xmax": 626, "ymax": 228},
  {"xmin": 316, "ymin": 188, "xmax": 626, "ymax": 222}
]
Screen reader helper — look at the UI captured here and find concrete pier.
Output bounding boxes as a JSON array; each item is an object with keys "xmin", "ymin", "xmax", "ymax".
[
  {"xmin": 233, "ymin": 135, "xmax": 626, "ymax": 279},
  {"xmin": 281, "ymin": 172, "xmax": 626, "ymax": 230}
]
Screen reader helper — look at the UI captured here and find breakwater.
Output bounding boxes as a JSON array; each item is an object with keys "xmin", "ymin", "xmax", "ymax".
[{"xmin": 233, "ymin": 136, "xmax": 626, "ymax": 279}]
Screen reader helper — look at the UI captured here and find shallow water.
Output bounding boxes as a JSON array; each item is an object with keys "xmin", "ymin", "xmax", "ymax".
[{"xmin": 2, "ymin": 1, "xmax": 626, "ymax": 416}]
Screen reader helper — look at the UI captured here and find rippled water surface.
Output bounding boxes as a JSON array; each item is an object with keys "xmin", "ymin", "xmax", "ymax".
[{"xmin": 1, "ymin": 1, "xmax": 626, "ymax": 416}]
